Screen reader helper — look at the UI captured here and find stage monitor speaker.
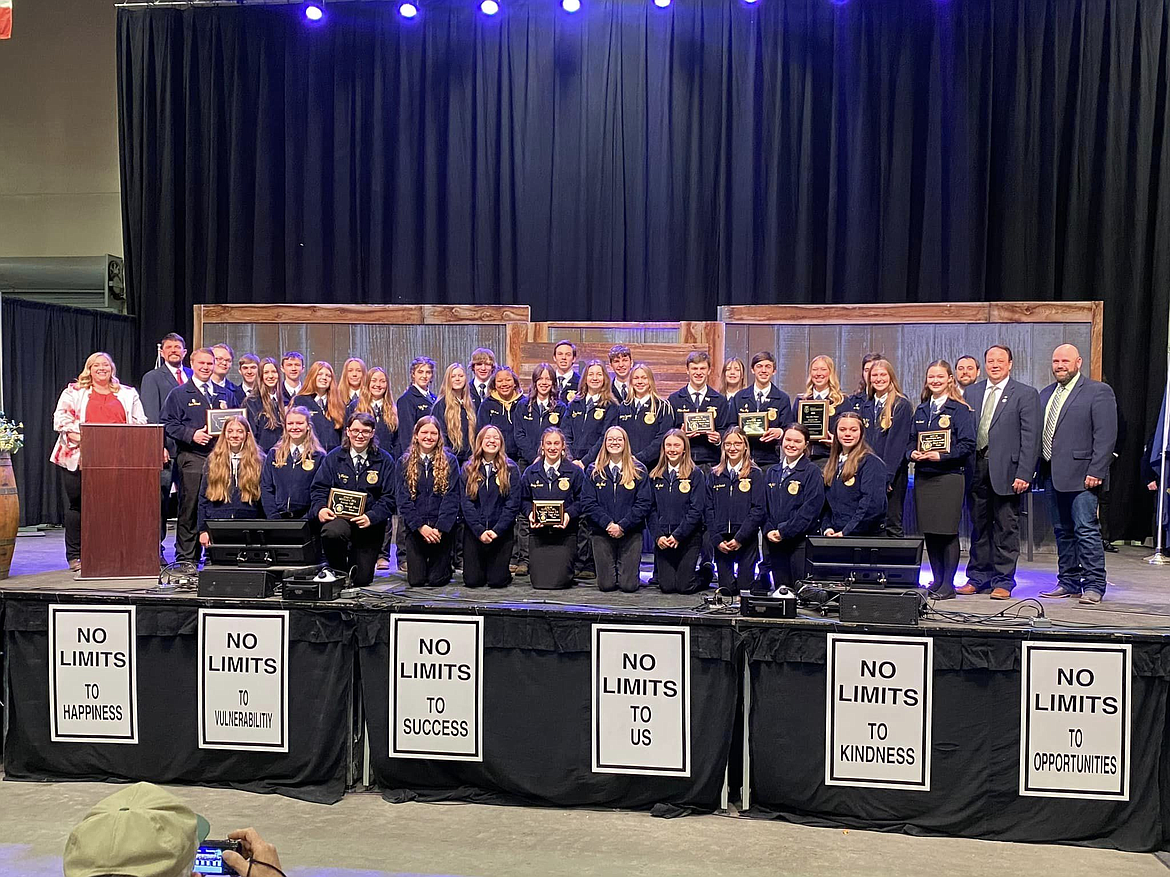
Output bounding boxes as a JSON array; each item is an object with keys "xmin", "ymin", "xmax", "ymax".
[
  {"xmin": 839, "ymin": 590, "xmax": 923, "ymax": 626},
  {"xmin": 805, "ymin": 536, "xmax": 924, "ymax": 587},
  {"xmin": 197, "ymin": 566, "xmax": 279, "ymax": 599}
]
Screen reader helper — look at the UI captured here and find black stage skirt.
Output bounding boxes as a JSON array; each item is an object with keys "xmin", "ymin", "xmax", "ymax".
[{"xmin": 914, "ymin": 469, "xmax": 965, "ymax": 535}]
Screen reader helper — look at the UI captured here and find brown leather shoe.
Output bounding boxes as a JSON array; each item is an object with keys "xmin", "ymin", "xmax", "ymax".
[
  {"xmin": 990, "ymin": 588, "xmax": 1012, "ymax": 600},
  {"xmin": 954, "ymin": 583, "xmax": 979, "ymax": 595}
]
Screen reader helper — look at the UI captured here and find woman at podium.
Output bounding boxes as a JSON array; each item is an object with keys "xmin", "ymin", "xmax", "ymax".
[
  {"xmin": 51, "ymin": 352, "xmax": 147, "ymax": 571},
  {"xmin": 197, "ymin": 416, "xmax": 264, "ymax": 545}
]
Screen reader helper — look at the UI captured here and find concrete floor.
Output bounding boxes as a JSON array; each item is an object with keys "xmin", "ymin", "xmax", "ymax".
[
  {"xmin": 0, "ymin": 780, "xmax": 1168, "ymax": 877},
  {"xmin": 5, "ymin": 530, "xmax": 1170, "ymax": 875}
]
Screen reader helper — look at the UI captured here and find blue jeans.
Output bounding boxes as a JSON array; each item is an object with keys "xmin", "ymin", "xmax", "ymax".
[{"xmin": 1043, "ymin": 476, "xmax": 1107, "ymax": 594}]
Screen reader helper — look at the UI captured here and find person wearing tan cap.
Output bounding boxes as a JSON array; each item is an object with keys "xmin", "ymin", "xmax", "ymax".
[{"xmin": 63, "ymin": 781, "xmax": 283, "ymax": 877}]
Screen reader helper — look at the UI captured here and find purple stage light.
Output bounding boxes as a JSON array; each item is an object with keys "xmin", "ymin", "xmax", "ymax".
[
  {"xmin": 480, "ymin": 0, "xmax": 499, "ymax": 14},
  {"xmin": 562, "ymin": 0, "xmax": 580, "ymax": 12},
  {"xmin": 654, "ymin": 0, "xmax": 671, "ymax": 7},
  {"xmin": 304, "ymin": 3, "xmax": 324, "ymax": 20},
  {"xmin": 399, "ymin": 2, "xmax": 418, "ymax": 17}
]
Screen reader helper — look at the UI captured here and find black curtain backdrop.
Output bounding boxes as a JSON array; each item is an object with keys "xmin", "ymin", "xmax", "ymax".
[
  {"xmin": 2, "ymin": 299, "xmax": 137, "ymax": 527},
  {"xmin": 116, "ymin": 0, "xmax": 1170, "ymax": 539}
]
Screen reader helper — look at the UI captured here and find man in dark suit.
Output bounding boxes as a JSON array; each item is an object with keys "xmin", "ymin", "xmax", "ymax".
[
  {"xmin": 140, "ymin": 332, "xmax": 193, "ymax": 561},
  {"xmin": 957, "ymin": 345, "xmax": 1040, "ymax": 599},
  {"xmin": 210, "ymin": 344, "xmax": 245, "ymax": 407},
  {"xmin": 1037, "ymin": 344, "xmax": 1117, "ymax": 605},
  {"xmin": 161, "ymin": 348, "xmax": 227, "ymax": 563}
]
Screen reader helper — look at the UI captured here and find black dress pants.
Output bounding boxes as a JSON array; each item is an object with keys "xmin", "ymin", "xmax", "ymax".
[
  {"xmin": 404, "ymin": 528, "xmax": 454, "ymax": 587},
  {"xmin": 885, "ymin": 465, "xmax": 908, "ymax": 537},
  {"xmin": 966, "ymin": 452, "xmax": 1023, "ymax": 591},
  {"xmin": 593, "ymin": 530, "xmax": 643, "ymax": 593},
  {"xmin": 174, "ymin": 451, "xmax": 207, "ymax": 563},
  {"xmin": 320, "ymin": 519, "xmax": 386, "ymax": 587},
  {"xmin": 713, "ymin": 536, "xmax": 759, "ymax": 594},
  {"xmin": 463, "ymin": 528, "xmax": 514, "ymax": 588},
  {"xmin": 656, "ymin": 532, "xmax": 702, "ymax": 594},
  {"xmin": 61, "ymin": 467, "xmax": 82, "ymax": 562}
]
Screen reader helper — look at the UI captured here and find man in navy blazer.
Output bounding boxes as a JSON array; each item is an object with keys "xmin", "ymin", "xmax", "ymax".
[
  {"xmin": 1036, "ymin": 344, "xmax": 1117, "ymax": 604},
  {"xmin": 161, "ymin": 348, "xmax": 228, "ymax": 563},
  {"xmin": 140, "ymin": 333, "xmax": 193, "ymax": 559},
  {"xmin": 957, "ymin": 345, "xmax": 1040, "ymax": 599}
]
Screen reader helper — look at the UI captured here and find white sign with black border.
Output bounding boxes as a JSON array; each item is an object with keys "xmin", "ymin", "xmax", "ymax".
[
  {"xmin": 825, "ymin": 633, "xmax": 933, "ymax": 791},
  {"xmin": 389, "ymin": 614, "xmax": 484, "ymax": 761},
  {"xmin": 198, "ymin": 608, "xmax": 290, "ymax": 752},
  {"xmin": 48, "ymin": 604, "xmax": 138, "ymax": 744},
  {"xmin": 1019, "ymin": 641, "xmax": 1131, "ymax": 800},
  {"xmin": 592, "ymin": 624, "xmax": 691, "ymax": 777}
]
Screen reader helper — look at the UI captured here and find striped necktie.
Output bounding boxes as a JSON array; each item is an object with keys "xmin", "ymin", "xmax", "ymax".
[{"xmin": 1042, "ymin": 384, "xmax": 1067, "ymax": 460}]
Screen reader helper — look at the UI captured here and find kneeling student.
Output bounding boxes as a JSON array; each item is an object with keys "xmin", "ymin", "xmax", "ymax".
[
  {"xmin": 705, "ymin": 426, "xmax": 765, "ymax": 595},
  {"xmin": 522, "ymin": 427, "xmax": 584, "ymax": 590},
  {"xmin": 396, "ymin": 415, "xmax": 461, "ymax": 587},
  {"xmin": 763, "ymin": 424, "xmax": 825, "ymax": 592},
  {"xmin": 821, "ymin": 411, "xmax": 888, "ymax": 537},
  {"xmin": 581, "ymin": 426, "xmax": 652, "ymax": 593},
  {"xmin": 309, "ymin": 412, "xmax": 396, "ymax": 587},
  {"xmin": 261, "ymin": 406, "xmax": 325, "ymax": 519},
  {"xmin": 459, "ymin": 425, "xmax": 522, "ymax": 588},
  {"xmin": 650, "ymin": 430, "xmax": 707, "ymax": 594},
  {"xmin": 198, "ymin": 416, "xmax": 264, "ymax": 547}
]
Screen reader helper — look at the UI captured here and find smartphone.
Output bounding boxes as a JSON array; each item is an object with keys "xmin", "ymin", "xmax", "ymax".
[{"xmin": 194, "ymin": 840, "xmax": 241, "ymax": 875}]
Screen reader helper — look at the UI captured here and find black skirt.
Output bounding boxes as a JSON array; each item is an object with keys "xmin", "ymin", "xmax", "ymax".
[{"xmin": 914, "ymin": 469, "xmax": 965, "ymax": 535}]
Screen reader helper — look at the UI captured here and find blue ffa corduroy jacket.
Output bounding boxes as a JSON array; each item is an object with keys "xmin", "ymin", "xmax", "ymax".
[
  {"xmin": 308, "ymin": 446, "xmax": 397, "ymax": 527},
  {"xmin": 580, "ymin": 461, "xmax": 652, "ymax": 534},
  {"xmin": 459, "ymin": 460, "xmax": 523, "ymax": 536}
]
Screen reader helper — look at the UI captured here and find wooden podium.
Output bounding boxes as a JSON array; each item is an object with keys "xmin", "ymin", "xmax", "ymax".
[{"xmin": 80, "ymin": 423, "xmax": 164, "ymax": 578}]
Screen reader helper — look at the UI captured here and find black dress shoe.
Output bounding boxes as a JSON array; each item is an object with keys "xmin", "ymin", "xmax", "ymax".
[
  {"xmin": 1039, "ymin": 586, "xmax": 1080, "ymax": 598},
  {"xmin": 928, "ymin": 587, "xmax": 956, "ymax": 601},
  {"xmin": 1103, "ymin": 542, "xmax": 1119, "ymax": 553}
]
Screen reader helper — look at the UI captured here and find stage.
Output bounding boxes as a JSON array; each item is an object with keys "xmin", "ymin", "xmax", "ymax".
[
  {"xmin": 4, "ymin": 531, "xmax": 1170, "ymax": 851},
  {"xmin": 5, "ymin": 529, "xmax": 1168, "ymax": 630}
]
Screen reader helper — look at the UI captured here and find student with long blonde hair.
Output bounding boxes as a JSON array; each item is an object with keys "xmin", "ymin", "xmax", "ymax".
[
  {"xmin": 260, "ymin": 406, "xmax": 324, "ymax": 519},
  {"xmin": 246, "ymin": 357, "xmax": 285, "ymax": 451},
  {"xmin": 821, "ymin": 412, "xmax": 887, "ymax": 536},
  {"xmin": 292, "ymin": 361, "xmax": 346, "ymax": 450},
  {"xmin": 797, "ymin": 355, "xmax": 846, "ymax": 466},
  {"xmin": 349, "ymin": 366, "xmax": 399, "ymax": 452},
  {"xmin": 396, "ymin": 415, "xmax": 461, "ymax": 587},
  {"xmin": 705, "ymin": 426, "xmax": 765, "ymax": 595},
  {"xmin": 909, "ymin": 361, "xmax": 976, "ymax": 599},
  {"xmin": 581, "ymin": 427, "xmax": 652, "ymax": 593},
  {"xmin": 341, "ymin": 357, "xmax": 367, "ymax": 401},
  {"xmin": 198, "ymin": 416, "xmax": 264, "ymax": 545},
  {"xmin": 649, "ymin": 430, "xmax": 707, "ymax": 594},
  {"xmin": 618, "ymin": 363, "xmax": 674, "ymax": 468},
  {"xmin": 459, "ymin": 425, "xmax": 522, "ymax": 588},
  {"xmin": 864, "ymin": 358, "xmax": 913, "ymax": 536},
  {"xmin": 433, "ymin": 362, "xmax": 478, "ymax": 464}
]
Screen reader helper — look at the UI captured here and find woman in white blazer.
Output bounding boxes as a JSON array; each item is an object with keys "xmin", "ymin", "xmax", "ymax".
[{"xmin": 51, "ymin": 352, "xmax": 147, "ymax": 570}]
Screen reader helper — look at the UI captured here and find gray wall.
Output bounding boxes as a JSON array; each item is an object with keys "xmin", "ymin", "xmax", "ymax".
[{"xmin": 0, "ymin": 0, "xmax": 122, "ymax": 258}]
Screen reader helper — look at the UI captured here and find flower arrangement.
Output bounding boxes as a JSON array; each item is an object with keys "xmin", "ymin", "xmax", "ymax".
[{"xmin": 0, "ymin": 412, "xmax": 24, "ymax": 454}]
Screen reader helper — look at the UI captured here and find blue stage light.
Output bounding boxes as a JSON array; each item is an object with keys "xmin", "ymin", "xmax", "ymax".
[
  {"xmin": 654, "ymin": 0, "xmax": 670, "ymax": 7},
  {"xmin": 562, "ymin": 0, "xmax": 580, "ymax": 11},
  {"xmin": 480, "ymin": 0, "xmax": 499, "ymax": 14},
  {"xmin": 304, "ymin": 3, "xmax": 324, "ymax": 20},
  {"xmin": 399, "ymin": 2, "xmax": 418, "ymax": 16}
]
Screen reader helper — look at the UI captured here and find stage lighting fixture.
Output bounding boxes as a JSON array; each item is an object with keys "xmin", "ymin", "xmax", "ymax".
[
  {"xmin": 480, "ymin": 0, "xmax": 499, "ymax": 14},
  {"xmin": 304, "ymin": 2, "xmax": 324, "ymax": 20},
  {"xmin": 654, "ymin": 0, "xmax": 671, "ymax": 7},
  {"xmin": 562, "ymin": 0, "xmax": 580, "ymax": 11},
  {"xmin": 399, "ymin": 1, "xmax": 418, "ymax": 16}
]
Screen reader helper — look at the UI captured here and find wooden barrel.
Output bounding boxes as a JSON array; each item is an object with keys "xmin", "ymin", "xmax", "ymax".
[{"xmin": 0, "ymin": 453, "xmax": 19, "ymax": 579}]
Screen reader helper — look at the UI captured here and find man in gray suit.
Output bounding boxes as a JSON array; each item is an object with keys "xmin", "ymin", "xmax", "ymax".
[
  {"xmin": 957, "ymin": 345, "xmax": 1040, "ymax": 599},
  {"xmin": 1037, "ymin": 344, "xmax": 1117, "ymax": 604}
]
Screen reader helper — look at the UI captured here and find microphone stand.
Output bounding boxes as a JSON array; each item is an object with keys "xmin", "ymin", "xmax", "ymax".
[{"xmin": 1147, "ymin": 315, "xmax": 1170, "ymax": 564}]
